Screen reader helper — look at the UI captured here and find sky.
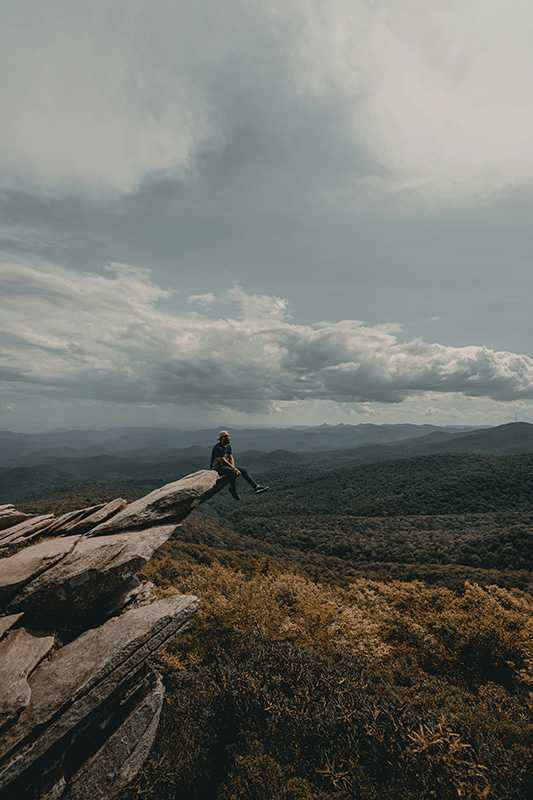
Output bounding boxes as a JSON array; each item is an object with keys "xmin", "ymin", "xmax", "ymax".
[{"xmin": 1, "ymin": 0, "xmax": 533, "ymax": 432}]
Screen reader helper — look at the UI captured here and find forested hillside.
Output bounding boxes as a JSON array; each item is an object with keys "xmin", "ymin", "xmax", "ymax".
[{"xmin": 218, "ymin": 453, "xmax": 533, "ymax": 518}]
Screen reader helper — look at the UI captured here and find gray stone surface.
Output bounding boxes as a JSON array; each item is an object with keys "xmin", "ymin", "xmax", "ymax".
[
  {"xmin": 65, "ymin": 674, "xmax": 164, "ymax": 800},
  {"xmin": 120, "ymin": 580, "xmax": 157, "ymax": 611},
  {"xmin": 0, "ymin": 613, "xmax": 23, "ymax": 641},
  {"xmin": 63, "ymin": 499, "xmax": 128, "ymax": 535},
  {"xmin": 0, "ymin": 510, "xmax": 29, "ymax": 532},
  {"xmin": 7, "ymin": 527, "xmax": 178, "ymax": 624},
  {"xmin": 0, "ymin": 531, "xmax": 52, "ymax": 554},
  {"xmin": 43, "ymin": 505, "xmax": 105, "ymax": 536},
  {"xmin": 0, "ymin": 594, "xmax": 198, "ymax": 786},
  {"xmin": 91, "ymin": 469, "xmax": 221, "ymax": 534},
  {"xmin": 0, "ymin": 628, "xmax": 55, "ymax": 727},
  {"xmin": 0, "ymin": 537, "xmax": 79, "ymax": 603},
  {"xmin": 0, "ymin": 516, "xmax": 55, "ymax": 546}
]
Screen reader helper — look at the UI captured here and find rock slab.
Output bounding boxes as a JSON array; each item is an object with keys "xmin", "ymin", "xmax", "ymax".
[
  {"xmin": 0, "ymin": 629, "xmax": 55, "ymax": 728},
  {"xmin": 7, "ymin": 526, "xmax": 179, "ymax": 627},
  {"xmin": 64, "ymin": 673, "xmax": 164, "ymax": 800},
  {"xmin": 0, "ymin": 594, "xmax": 198, "ymax": 788},
  {"xmin": 0, "ymin": 537, "xmax": 79, "ymax": 603},
  {"xmin": 0, "ymin": 516, "xmax": 55, "ymax": 546},
  {"xmin": 63, "ymin": 498, "xmax": 128, "ymax": 535},
  {"xmin": 0, "ymin": 509, "xmax": 29, "ymax": 532},
  {"xmin": 91, "ymin": 469, "xmax": 222, "ymax": 534},
  {"xmin": 43, "ymin": 504, "xmax": 105, "ymax": 536}
]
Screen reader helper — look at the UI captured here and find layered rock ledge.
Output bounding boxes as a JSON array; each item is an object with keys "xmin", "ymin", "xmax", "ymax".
[{"xmin": 0, "ymin": 469, "xmax": 229, "ymax": 800}]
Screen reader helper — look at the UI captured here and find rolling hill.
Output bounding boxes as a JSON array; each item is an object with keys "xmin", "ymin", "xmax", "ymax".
[
  {"xmin": 0, "ymin": 422, "xmax": 476, "ymax": 466},
  {"xmin": 2, "ymin": 422, "xmax": 533, "ymax": 502}
]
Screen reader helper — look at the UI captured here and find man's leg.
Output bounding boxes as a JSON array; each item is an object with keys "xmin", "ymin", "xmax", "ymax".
[
  {"xmin": 237, "ymin": 467, "xmax": 258, "ymax": 489},
  {"xmin": 217, "ymin": 466, "xmax": 240, "ymax": 499},
  {"xmin": 238, "ymin": 467, "xmax": 269, "ymax": 493}
]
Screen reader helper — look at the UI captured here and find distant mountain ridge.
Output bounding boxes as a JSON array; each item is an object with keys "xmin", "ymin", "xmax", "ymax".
[
  {"xmin": 385, "ymin": 421, "xmax": 533, "ymax": 456},
  {"xmin": 0, "ymin": 422, "xmax": 479, "ymax": 466},
  {"xmin": 2, "ymin": 421, "xmax": 533, "ymax": 502},
  {"xmin": 0, "ymin": 423, "xmax": 473, "ymax": 464}
]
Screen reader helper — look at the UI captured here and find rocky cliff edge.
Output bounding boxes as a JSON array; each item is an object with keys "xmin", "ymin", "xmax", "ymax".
[{"xmin": 0, "ymin": 469, "xmax": 229, "ymax": 800}]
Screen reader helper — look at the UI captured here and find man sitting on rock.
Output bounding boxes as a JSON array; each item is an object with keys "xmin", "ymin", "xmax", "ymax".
[{"xmin": 210, "ymin": 430, "xmax": 269, "ymax": 501}]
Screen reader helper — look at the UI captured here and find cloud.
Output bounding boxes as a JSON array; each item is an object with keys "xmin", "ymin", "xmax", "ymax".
[
  {"xmin": 225, "ymin": 286, "xmax": 288, "ymax": 320},
  {"xmin": 2, "ymin": 260, "xmax": 533, "ymax": 413},
  {"xmin": 188, "ymin": 288, "xmax": 288, "ymax": 319},
  {"xmin": 0, "ymin": 3, "xmax": 211, "ymax": 194},
  {"xmin": 1, "ymin": 1, "xmax": 533, "ymax": 203},
  {"xmin": 187, "ymin": 293, "xmax": 216, "ymax": 307}
]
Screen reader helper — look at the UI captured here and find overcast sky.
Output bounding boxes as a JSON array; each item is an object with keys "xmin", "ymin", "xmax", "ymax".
[{"xmin": 1, "ymin": 0, "xmax": 533, "ymax": 432}]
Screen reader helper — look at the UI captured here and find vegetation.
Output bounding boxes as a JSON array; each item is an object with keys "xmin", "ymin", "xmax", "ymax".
[
  {"xmin": 148, "ymin": 510, "xmax": 533, "ymax": 594},
  {"xmin": 215, "ymin": 454, "xmax": 533, "ymax": 520},
  {"xmin": 27, "ymin": 449, "xmax": 533, "ymax": 799},
  {"xmin": 122, "ymin": 564, "xmax": 532, "ymax": 800},
  {"xmin": 217, "ymin": 510, "xmax": 532, "ymax": 572}
]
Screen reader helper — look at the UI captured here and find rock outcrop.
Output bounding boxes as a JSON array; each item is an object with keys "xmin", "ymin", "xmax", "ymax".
[
  {"xmin": 0, "ymin": 469, "xmax": 229, "ymax": 800},
  {"xmin": 91, "ymin": 469, "xmax": 221, "ymax": 535}
]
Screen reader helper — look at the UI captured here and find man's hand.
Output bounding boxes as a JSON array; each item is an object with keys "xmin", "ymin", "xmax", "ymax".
[{"xmin": 220, "ymin": 454, "xmax": 240, "ymax": 476}]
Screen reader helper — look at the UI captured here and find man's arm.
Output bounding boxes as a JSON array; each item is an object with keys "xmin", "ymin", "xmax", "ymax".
[
  {"xmin": 227, "ymin": 445, "xmax": 238, "ymax": 471},
  {"xmin": 220, "ymin": 455, "xmax": 240, "ymax": 474}
]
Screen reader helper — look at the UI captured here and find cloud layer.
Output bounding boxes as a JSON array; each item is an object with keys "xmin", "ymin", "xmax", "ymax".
[
  {"xmin": 2, "ymin": 1, "xmax": 533, "ymax": 201},
  {"xmin": 2, "ymin": 261, "xmax": 533, "ymax": 414}
]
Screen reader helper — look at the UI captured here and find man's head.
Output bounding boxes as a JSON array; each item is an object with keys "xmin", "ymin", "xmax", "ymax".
[{"xmin": 218, "ymin": 430, "xmax": 231, "ymax": 444}]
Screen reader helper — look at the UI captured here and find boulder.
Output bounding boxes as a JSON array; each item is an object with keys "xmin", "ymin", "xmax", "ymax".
[
  {"xmin": 0, "ymin": 629, "xmax": 55, "ymax": 728},
  {"xmin": 90, "ymin": 469, "xmax": 224, "ymax": 535},
  {"xmin": 6, "ymin": 527, "xmax": 179, "ymax": 628}
]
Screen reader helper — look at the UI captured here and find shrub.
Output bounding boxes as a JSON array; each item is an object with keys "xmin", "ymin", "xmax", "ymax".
[{"xmin": 122, "ymin": 566, "xmax": 531, "ymax": 800}]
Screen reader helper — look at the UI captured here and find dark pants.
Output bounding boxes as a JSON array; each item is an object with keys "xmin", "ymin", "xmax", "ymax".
[{"xmin": 217, "ymin": 465, "xmax": 258, "ymax": 493}]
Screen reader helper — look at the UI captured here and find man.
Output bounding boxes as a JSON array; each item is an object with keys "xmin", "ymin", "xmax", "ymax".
[{"xmin": 210, "ymin": 430, "xmax": 269, "ymax": 501}]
